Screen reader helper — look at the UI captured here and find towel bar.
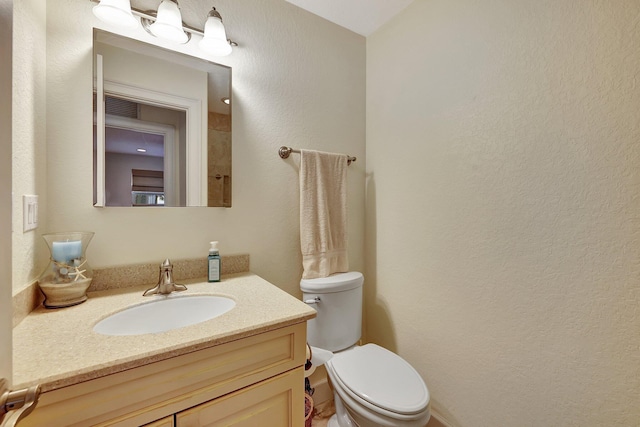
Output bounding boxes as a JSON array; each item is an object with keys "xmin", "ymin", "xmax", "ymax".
[{"xmin": 278, "ymin": 146, "xmax": 356, "ymax": 165}]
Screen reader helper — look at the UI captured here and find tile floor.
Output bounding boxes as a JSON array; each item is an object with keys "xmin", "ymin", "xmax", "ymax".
[{"xmin": 310, "ymin": 399, "xmax": 335, "ymax": 427}]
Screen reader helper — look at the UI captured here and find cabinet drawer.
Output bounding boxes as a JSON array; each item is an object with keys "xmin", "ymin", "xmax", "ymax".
[
  {"xmin": 22, "ymin": 323, "xmax": 306, "ymax": 427},
  {"xmin": 176, "ymin": 368, "xmax": 304, "ymax": 427}
]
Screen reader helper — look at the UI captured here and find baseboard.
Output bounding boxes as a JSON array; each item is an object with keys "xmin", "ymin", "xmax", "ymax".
[
  {"xmin": 429, "ymin": 409, "xmax": 453, "ymax": 427},
  {"xmin": 308, "ymin": 365, "xmax": 332, "ymax": 405}
]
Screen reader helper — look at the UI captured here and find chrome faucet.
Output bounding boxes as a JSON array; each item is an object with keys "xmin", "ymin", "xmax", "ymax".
[{"xmin": 143, "ymin": 259, "xmax": 187, "ymax": 296}]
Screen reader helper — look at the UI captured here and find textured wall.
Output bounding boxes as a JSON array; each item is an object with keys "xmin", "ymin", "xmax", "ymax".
[
  {"xmin": 39, "ymin": 0, "xmax": 365, "ymax": 298},
  {"xmin": 1, "ymin": 0, "xmax": 14, "ymax": 384},
  {"xmin": 12, "ymin": 0, "xmax": 48, "ymax": 293},
  {"xmin": 366, "ymin": 0, "xmax": 640, "ymax": 425}
]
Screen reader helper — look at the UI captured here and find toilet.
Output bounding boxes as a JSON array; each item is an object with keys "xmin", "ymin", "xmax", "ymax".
[{"xmin": 301, "ymin": 272, "xmax": 430, "ymax": 427}]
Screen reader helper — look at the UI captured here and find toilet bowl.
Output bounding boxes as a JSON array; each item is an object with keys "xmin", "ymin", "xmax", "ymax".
[
  {"xmin": 326, "ymin": 344, "xmax": 430, "ymax": 427},
  {"xmin": 301, "ymin": 272, "xmax": 430, "ymax": 427}
]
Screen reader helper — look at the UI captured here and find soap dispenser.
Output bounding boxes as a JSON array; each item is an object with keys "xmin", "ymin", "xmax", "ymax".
[{"xmin": 208, "ymin": 241, "xmax": 221, "ymax": 282}]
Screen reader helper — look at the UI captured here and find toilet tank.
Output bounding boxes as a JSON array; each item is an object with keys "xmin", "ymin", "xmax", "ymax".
[{"xmin": 301, "ymin": 272, "xmax": 363, "ymax": 352}]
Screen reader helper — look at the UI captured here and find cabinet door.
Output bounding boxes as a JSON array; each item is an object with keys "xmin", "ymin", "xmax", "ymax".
[
  {"xmin": 176, "ymin": 368, "xmax": 304, "ymax": 427},
  {"xmin": 143, "ymin": 416, "xmax": 175, "ymax": 427}
]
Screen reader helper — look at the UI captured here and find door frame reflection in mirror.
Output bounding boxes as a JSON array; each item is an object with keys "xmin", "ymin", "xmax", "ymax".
[
  {"xmin": 103, "ymin": 81, "xmax": 203, "ymax": 206},
  {"xmin": 93, "ymin": 29, "xmax": 232, "ymax": 208},
  {"xmin": 104, "ymin": 112, "xmax": 178, "ymax": 206}
]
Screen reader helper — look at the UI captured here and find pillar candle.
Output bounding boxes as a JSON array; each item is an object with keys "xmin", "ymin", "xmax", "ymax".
[{"xmin": 51, "ymin": 240, "xmax": 82, "ymax": 263}]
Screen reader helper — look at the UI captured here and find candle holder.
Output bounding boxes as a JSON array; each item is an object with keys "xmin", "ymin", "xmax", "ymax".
[{"xmin": 37, "ymin": 231, "xmax": 95, "ymax": 308}]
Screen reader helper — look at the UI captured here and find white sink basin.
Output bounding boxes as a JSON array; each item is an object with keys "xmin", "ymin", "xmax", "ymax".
[{"xmin": 93, "ymin": 295, "xmax": 236, "ymax": 336}]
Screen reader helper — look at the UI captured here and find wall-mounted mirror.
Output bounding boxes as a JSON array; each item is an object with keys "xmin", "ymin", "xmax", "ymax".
[{"xmin": 93, "ymin": 29, "xmax": 231, "ymax": 207}]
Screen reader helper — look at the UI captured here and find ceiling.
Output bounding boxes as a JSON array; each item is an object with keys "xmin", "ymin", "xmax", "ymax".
[
  {"xmin": 285, "ymin": 0, "xmax": 415, "ymax": 37},
  {"xmin": 105, "ymin": 127, "xmax": 165, "ymax": 158}
]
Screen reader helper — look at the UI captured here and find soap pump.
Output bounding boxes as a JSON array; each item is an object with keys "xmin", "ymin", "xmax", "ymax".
[{"xmin": 208, "ymin": 241, "xmax": 221, "ymax": 282}]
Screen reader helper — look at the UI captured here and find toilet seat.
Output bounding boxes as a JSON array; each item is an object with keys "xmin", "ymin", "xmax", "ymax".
[{"xmin": 328, "ymin": 344, "xmax": 429, "ymax": 417}]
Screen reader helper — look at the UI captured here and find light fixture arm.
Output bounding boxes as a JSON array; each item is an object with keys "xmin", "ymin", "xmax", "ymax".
[{"xmin": 207, "ymin": 7, "xmax": 223, "ymax": 22}]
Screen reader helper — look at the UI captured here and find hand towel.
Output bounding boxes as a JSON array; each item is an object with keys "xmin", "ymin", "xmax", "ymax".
[{"xmin": 299, "ymin": 149, "xmax": 349, "ymax": 279}]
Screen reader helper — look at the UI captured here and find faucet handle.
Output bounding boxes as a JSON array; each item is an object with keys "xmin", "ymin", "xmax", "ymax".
[
  {"xmin": 158, "ymin": 259, "xmax": 174, "ymax": 284},
  {"xmin": 142, "ymin": 259, "xmax": 186, "ymax": 296}
]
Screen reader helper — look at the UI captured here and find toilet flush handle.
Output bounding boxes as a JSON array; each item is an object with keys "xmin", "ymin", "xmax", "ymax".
[{"xmin": 304, "ymin": 296, "xmax": 321, "ymax": 305}]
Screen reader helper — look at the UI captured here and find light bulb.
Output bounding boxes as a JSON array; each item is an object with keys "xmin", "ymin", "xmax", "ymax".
[
  {"xmin": 149, "ymin": 0, "xmax": 188, "ymax": 44},
  {"xmin": 92, "ymin": 0, "xmax": 139, "ymax": 29},
  {"xmin": 199, "ymin": 8, "xmax": 232, "ymax": 56}
]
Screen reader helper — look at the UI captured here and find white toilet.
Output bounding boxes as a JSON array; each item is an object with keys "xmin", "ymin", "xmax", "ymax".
[{"xmin": 301, "ymin": 272, "xmax": 430, "ymax": 427}]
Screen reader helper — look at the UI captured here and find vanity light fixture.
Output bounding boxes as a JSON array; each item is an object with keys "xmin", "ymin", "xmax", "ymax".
[{"xmin": 90, "ymin": 0, "xmax": 236, "ymax": 55}]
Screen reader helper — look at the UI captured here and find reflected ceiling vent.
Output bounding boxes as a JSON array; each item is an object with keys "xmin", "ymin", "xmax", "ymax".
[{"xmin": 105, "ymin": 96, "xmax": 139, "ymax": 119}]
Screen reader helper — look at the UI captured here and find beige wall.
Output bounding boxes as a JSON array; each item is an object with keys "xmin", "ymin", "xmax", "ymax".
[
  {"xmin": 1, "ymin": 0, "xmax": 14, "ymax": 383},
  {"xmin": 34, "ymin": 0, "xmax": 365, "ymax": 299},
  {"xmin": 12, "ymin": 0, "xmax": 48, "ymax": 294},
  {"xmin": 366, "ymin": 0, "xmax": 640, "ymax": 425}
]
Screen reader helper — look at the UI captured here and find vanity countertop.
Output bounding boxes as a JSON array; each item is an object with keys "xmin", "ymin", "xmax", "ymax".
[{"xmin": 12, "ymin": 272, "xmax": 316, "ymax": 392}]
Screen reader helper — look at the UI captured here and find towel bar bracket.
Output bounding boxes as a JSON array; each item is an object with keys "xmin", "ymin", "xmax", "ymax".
[{"xmin": 278, "ymin": 146, "xmax": 293, "ymax": 159}]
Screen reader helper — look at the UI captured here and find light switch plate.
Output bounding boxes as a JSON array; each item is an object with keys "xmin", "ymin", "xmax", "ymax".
[{"xmin": 23, "ymin": 195, "xmax": 38, "ymax": 232}]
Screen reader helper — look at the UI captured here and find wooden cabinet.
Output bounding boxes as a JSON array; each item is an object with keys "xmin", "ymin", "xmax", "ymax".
[
  {"xmin": 144, "ymin": 416, "xmax": 175, "ymax": 427},
  {"xmin": 140, "ymin": 368, "xmax": 302, "ymax": 427},
  {"xmin": 21, "ymin": 323, "xmax": 306, "ymax": 427},
  {"xmin": 176, "ymin": 369, "xmax": 302, "ymax": 427}
]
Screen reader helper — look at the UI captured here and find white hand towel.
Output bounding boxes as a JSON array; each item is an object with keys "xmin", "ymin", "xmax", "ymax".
[{"xmin": 299, "ymin": 149, "xmax": 349, "ymax": 279}]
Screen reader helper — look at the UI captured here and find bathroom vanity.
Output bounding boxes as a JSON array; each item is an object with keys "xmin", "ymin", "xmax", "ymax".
[{"xmin": 12, "ymin": 273, "xmax": 316, "ymax": 426}]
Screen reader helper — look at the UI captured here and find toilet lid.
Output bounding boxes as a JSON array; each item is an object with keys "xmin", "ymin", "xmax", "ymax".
[
  {"xmin": 330, "ymin": 344, "xmax": 429, "ymax": 415},
  {"xmin": 300, "ymin": 271, "xmax": 363, "ymax": 293}
]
